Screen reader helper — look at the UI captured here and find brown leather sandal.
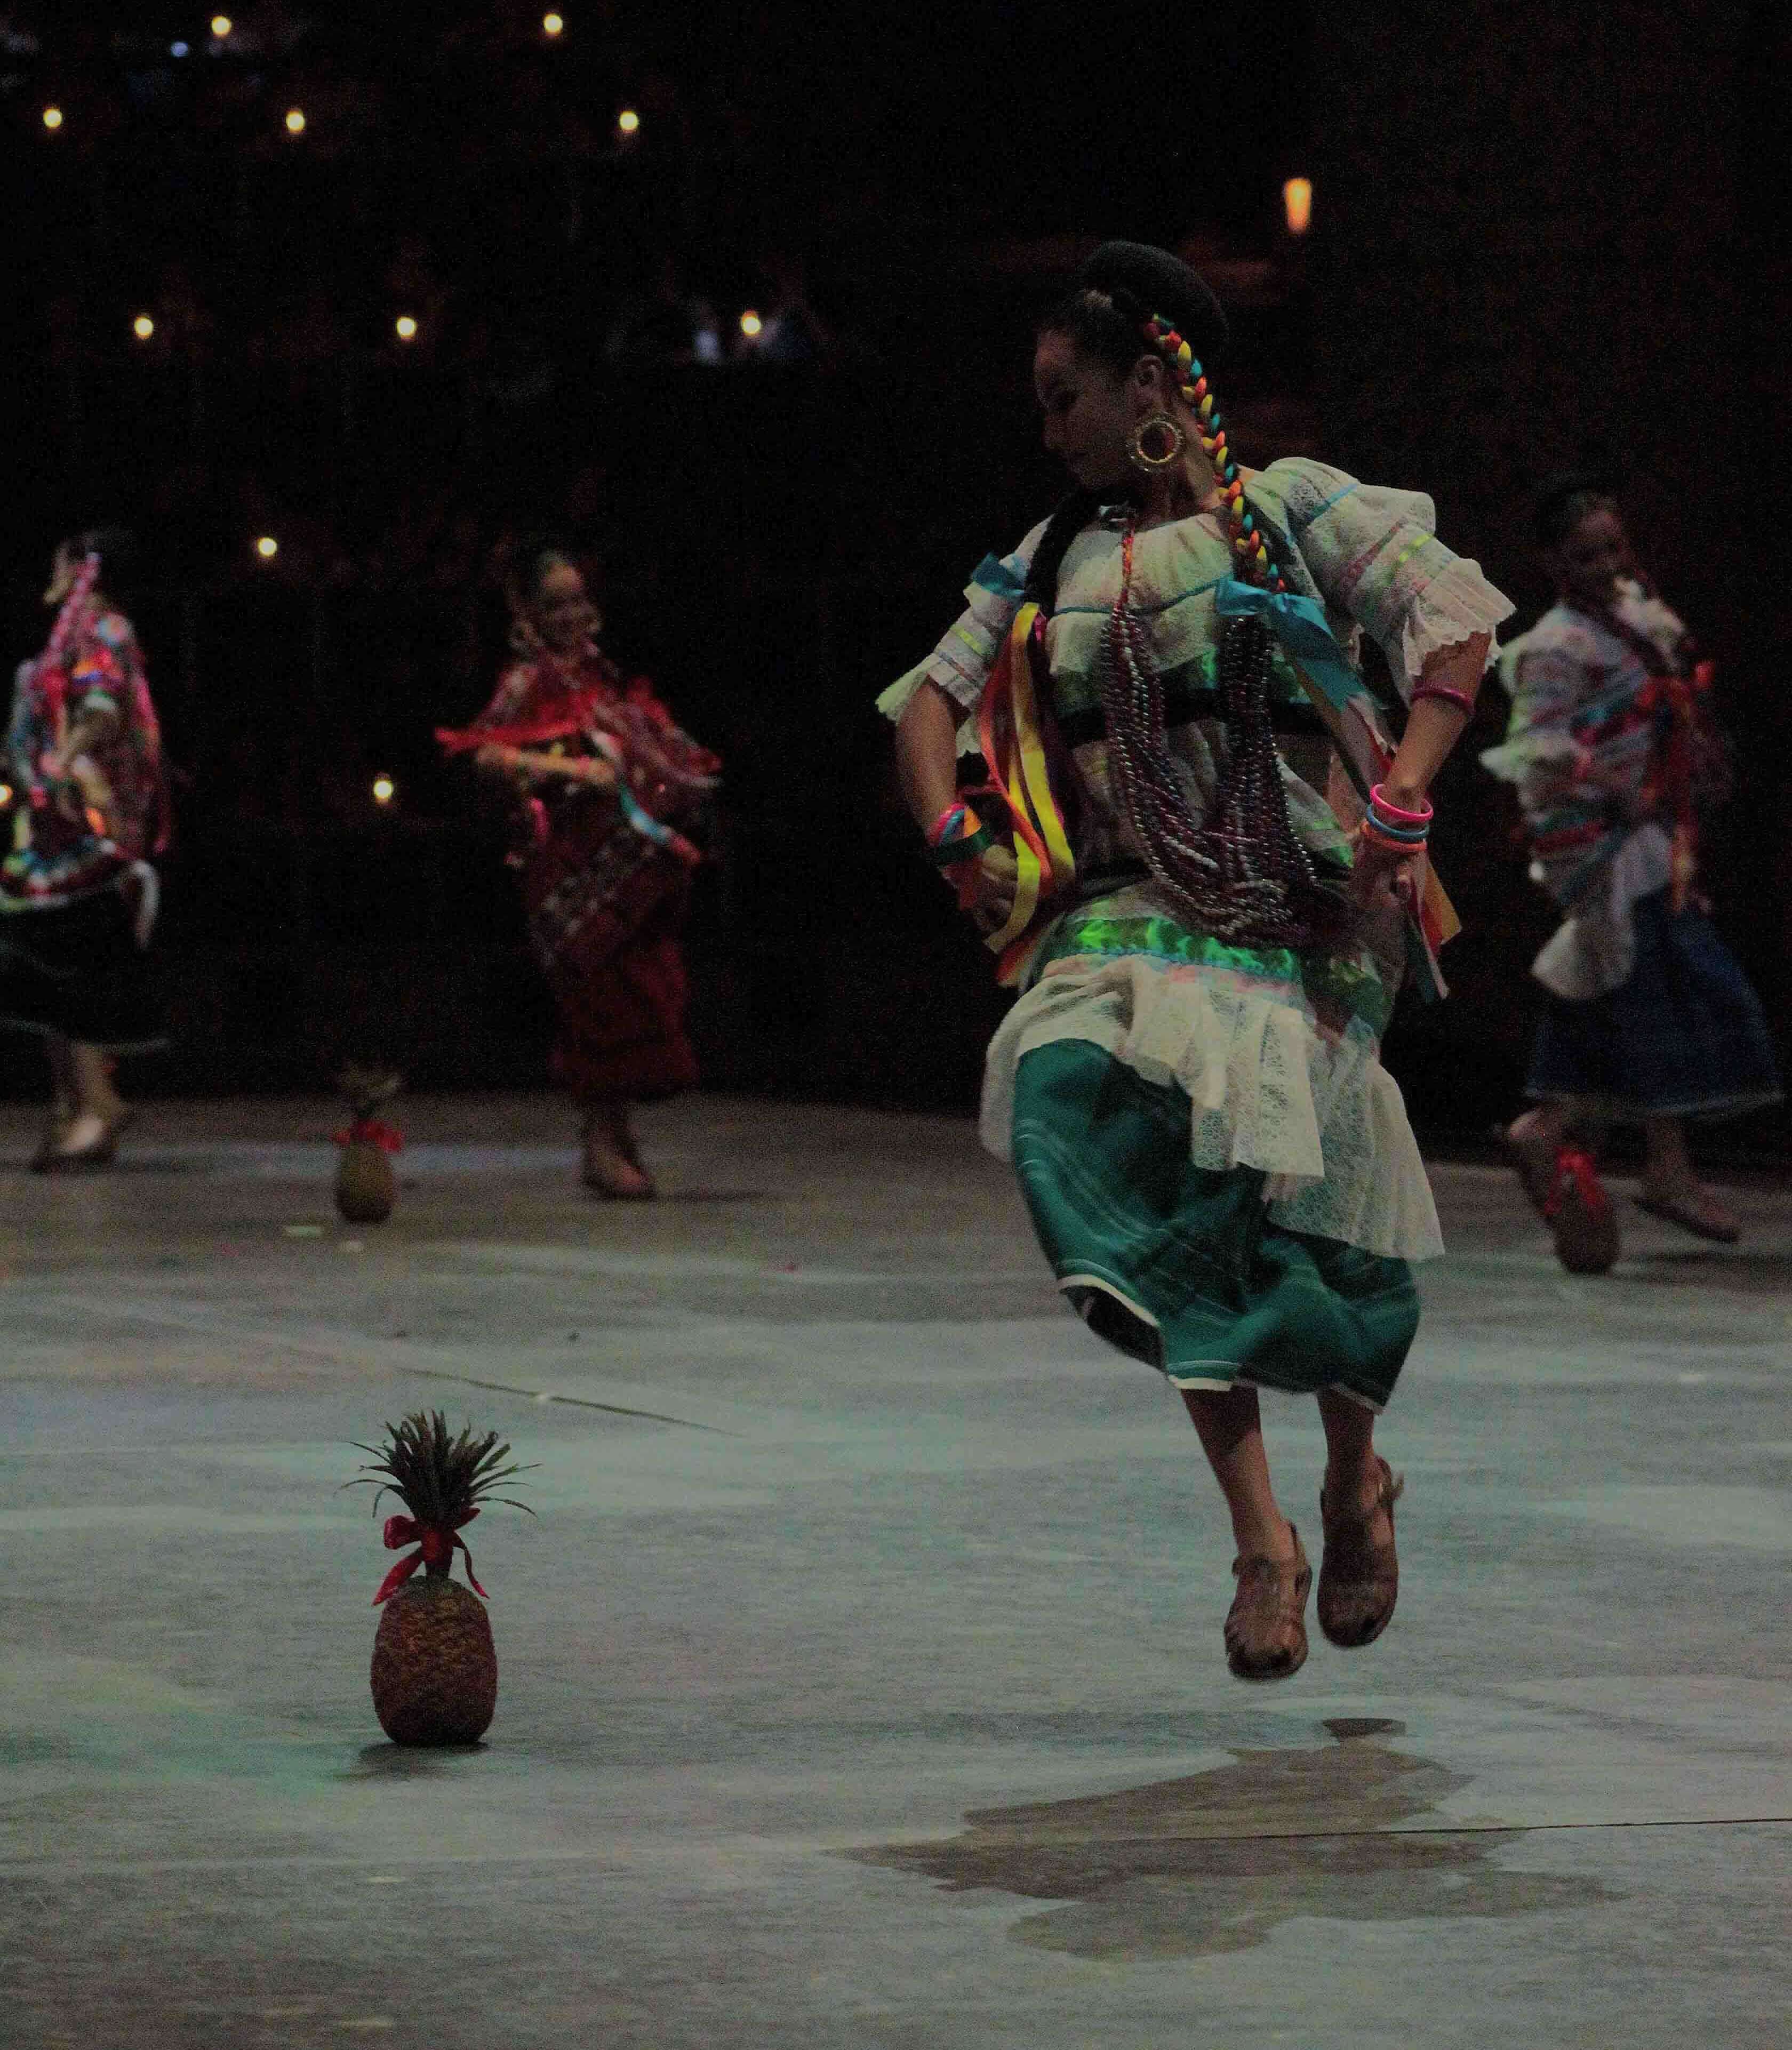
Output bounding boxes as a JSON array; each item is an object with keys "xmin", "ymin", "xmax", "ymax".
[
  {"xmin": 1224, "ymin": 1527, "xmax": 1311, "ymax": 1683},
  {"xmin": 1318, "ymin": 1456, "xmax": 1404, "ymax": 1648}
]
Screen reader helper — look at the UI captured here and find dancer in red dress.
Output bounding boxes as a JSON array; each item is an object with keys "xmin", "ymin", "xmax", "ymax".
[
  {"xmin": 1, "ymin": 527, "xmax": 168, "ymax": 1170},
  {"xmin": 439, "ymin": 541, "xmax": 718, "ymax": 1196}
]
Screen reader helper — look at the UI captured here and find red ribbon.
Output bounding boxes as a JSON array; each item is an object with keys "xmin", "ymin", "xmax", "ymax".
[
  {"xmin": 434, "ymin": 683, "xmax": 612, "ymax": 754},
  {"xmin": 334, "ymin": 1118, "xmax": 404, "ymax": 1153},
  {"xmin": 372, "ymin": 1508, "xmax": 486, "ymax": 1605},
  {"xmin": 1633, "ymin": 658, "xmax": 1715, "ymax": 914}
]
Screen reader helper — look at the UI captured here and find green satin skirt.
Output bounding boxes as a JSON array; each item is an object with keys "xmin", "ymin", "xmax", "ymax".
[{"xmin": 1011, "ymin": 1038, "xmax": 1418, "ymax": 1409}]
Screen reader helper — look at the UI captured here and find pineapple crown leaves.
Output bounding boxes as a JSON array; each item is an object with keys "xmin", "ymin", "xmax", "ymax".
[
  {"xmin": 345, "ymin": 1410, "xmax": 538, "ymax": 1527},
  {"xmin": 337, "ymin": 1062, "xmax": 403, "ymax": 1123}
]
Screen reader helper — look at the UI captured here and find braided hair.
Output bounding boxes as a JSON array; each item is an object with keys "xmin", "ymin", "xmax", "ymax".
[
  {"xmin": 60, "ymin": 525, "xmax": 139, "ymax": 594},
  {"xmin": 1028, "ymin": 246, "xmax": 1342, "ymax": 948}
]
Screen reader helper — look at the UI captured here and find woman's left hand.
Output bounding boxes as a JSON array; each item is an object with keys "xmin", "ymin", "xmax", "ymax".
[{"xmin": 1349, "ymin": 822, "xmax": 1427, "ymax": 922}]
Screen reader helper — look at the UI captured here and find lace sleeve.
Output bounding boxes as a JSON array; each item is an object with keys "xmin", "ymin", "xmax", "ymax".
[
  {"xmin": 1479, "ymin": 622, "xmax": 1596, "ymax": 807},
  {"xmin": 1260, "ymin": 458, "xmax": 1514, "ymax": 703},
  {"xmin": 877, "ymin": 520, "xmax": 1047, "ymax": 751}
]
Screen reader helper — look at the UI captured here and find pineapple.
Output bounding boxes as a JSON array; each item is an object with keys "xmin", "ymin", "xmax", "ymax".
[
  {"xmin": 334, "ymin": 1063, "xmax": 403, "ymax": 1224},
  {"xmin": 348, "ymin": 1412, "xmax": 535, "ymax": 1745}
]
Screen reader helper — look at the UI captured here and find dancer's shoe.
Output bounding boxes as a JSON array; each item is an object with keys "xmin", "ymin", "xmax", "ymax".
[
  {"xmin": 33, "ymin": 1111, "xmax": 121, "ymax": 1174},
  {"xmin": 1223, "ymin": 1527, "xmax": 1311, "ymax": 1682},
  {"xmin": 1318, "ymin": 1457, "xmax": 1403, "ymax": 1648}
]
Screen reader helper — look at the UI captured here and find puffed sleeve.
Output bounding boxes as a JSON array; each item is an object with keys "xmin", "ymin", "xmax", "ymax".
[
  {"xmin": 877, "ymin": 519, "xmax": 1047, "ymax": 751},
  {"xmin": 471, "ymin": 662, "xmax": 538, "ymax": 731},
  {"xmin": 1251, "ymin": 458, "xmax": 1513, "ymax": 703},
  {"xmin": 6, "ymin": 662, "xmax": 37, "ymax": 775},
  {"xmin": 1479, "ymin": 616, "xmax": 1597, "ymax": 811}
]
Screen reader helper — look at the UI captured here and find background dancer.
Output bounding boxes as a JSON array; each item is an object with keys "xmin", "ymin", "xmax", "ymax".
[
  {"xmin": 1, "ymin": 527, "xmax": 167, "ymax": 1170},
  {"xmin": 439, "ymin": 540, "xmax": 718, "ymax": 1198},
  {"xmin": 1483, "ymin": 476, "xmax": 1781, "ymax": 1269},
  {"xmin": 884, "ymin": 242, "xmax": 1511, "ymax": 1682}
]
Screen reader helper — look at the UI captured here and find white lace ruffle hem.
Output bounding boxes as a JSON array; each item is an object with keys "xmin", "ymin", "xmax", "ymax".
[{"xmin": 981, "ymin": 953, "xmax": 1444, "ymax": 1262}]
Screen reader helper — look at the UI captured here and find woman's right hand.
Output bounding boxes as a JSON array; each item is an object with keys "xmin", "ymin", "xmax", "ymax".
[{"xmin": 961, "ymin": 843, "xmax": 1019, "ymax": 936}]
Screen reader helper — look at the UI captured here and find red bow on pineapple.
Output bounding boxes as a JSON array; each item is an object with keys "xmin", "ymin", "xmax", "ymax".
[
  {"xmin": 372, "ymin": 1509, "xmax": 487, "ymax": 1605},
  {"xmin": 334, "ymin": 1119, "xmax": 405, "ymax": 1153}
]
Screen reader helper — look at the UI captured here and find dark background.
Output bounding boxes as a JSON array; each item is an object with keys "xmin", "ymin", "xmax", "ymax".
[{"xmin": 3, "ymin": 1, "xmax": 1788, "ymax": 1156}]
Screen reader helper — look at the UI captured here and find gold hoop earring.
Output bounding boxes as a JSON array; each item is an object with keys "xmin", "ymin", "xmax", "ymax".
[{"xmin": 1127, "ymin": 411, "xmax": 1186, "ymax": 475}]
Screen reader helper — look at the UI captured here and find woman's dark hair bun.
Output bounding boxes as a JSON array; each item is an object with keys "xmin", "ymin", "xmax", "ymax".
[
  {"xmin": 1078, "ymin": 241, "xmax": 1228, "ymax": 368},
  {"xmin": 1037, "ymin": 241, "xmax": 1230, "ymax": 389},
  {"xmin": 1533, "ymin": 470, "xmax": 1619, "ymax": 551},
  {"xmin": 506, "ymin": 531, "xmax": 578, "ymax": 604}
]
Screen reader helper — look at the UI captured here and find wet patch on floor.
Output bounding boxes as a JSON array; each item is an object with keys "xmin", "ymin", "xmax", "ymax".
[{"xmin": 850, "ymin": 1719, "xmax": 1612, "ymax": 1959}]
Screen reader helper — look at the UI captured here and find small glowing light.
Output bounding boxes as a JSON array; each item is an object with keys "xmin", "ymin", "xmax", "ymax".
[
  {"xmin": 0, "ymin": 783, "xmax": 13, "ymax": 807},
  {"xmin": 616, "ymin": 107, "xmax": 641, "ymax": 135},
  {"xmin": 132, "ymin": 314, "xmax": 156, "ymax": 341},
  {"xmin": 371, "ymin": 775, "xmax": 396, "ymax": 806},
  {"xmin": 211, "ymin": 14, "xmax": 233, "ymax": 36},
  {"xmin": 42, "ymin": 106, "xmax": 63, "ymax": 131},
  {"xmin": 543, "ymin": 11, "xmax": 565, "ymax": 34},
  {"xmin": 1283, "ymin": 176, "xmax": 1314, "ymax": 236},
  {"xmin": 255, "ymin": 535, "xmax": 279, "ymax": 560},
  {"xmin": 394, "ymin": 314, "xmax": 418, "ymax": 341},
  {"xmin": 171, "ymin": 41, "xmax": 190, "ymax": 58},
  {"xmin": 739, "ymin": 309, "xmax": 763, "ymax": 339},
  {"xmin": 285, "ymin": 108, "xmax": 307, "ymax": 135}
]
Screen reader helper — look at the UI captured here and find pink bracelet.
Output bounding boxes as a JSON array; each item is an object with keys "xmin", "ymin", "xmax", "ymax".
[
  {"xmin": 1411, "ymin": 682, "xmax": 1477, "ymax": 718},
  {"xmin": 927, "ymin": 800, "xmax": 965, "ymax": 846},
  {"xmin": 1368, "ymin": 782, "xmax": 1433, "ymax": 827}
]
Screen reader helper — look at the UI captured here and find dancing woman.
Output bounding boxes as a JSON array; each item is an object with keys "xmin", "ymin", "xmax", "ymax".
[
  {"xmin": 438, "ymin": 541, "xmax": 718, "ymax": 1197},
  {"xmin": 883, "ymin": 243, "xmax": 1511, "ymax": 1680},
  {"xmin": 1, "ymin": 528, "xmax": 167, "ymax": 1170},
  {"xmin": 1483, "ymin": 476, "xmax": 1780, "ymax": 1267}
]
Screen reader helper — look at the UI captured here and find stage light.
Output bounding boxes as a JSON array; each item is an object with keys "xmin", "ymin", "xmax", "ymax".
[
  {"xmin": 285, "ymin": 108, "xmax": 306, "ymax": 135},
  {"xmin": 394, "ymin": 314, "xmax": 418, "ymax": 341},
  {"xmin": 211, "ymin": 14, "xmax": 233, "ymax": 36},
  {"xmin": 255, "ymin": 535, "xmax": 279, "ymax": 560},
  {"xmin": 543, "ymin": 12, "xmax": 565, "ymax": 33},
  {"xmin": 42, "ymin": 106, "xmax": 63, "ymax": 130},
  {"xmin": 617, "ymin": 107, "xmax": 640, "ymax": 135},
  {"xmin": 171, "ymin": 41, "xmax": 190, "ymax": 58},
  {"xmin": 1283, "ymin": 177, "xmax": 1313, "ymax": 236},
  {"xmin": 372, "ymin": 775, "xmax": 395, "ymax": 806},
  {"xmin": 0, "ymin": 783, "xmax": 12, "ymax": 808},
  {"xmin": 132, "ymin": 314, "xmax": 155, "ymax": 340},
  {"xmin": 739, "ymin": 309, "xmax": 763, "ymax": 339}
]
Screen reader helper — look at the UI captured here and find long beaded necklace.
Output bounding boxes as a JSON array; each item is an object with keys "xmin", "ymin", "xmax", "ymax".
[{"xmin": 1096, "ymin": 319, "xmax": 1337, "ymax": 949}]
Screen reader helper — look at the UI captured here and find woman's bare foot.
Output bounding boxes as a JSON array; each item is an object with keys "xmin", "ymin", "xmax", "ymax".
[{"xmin": 1636, "ymin": 1179, "xmax": 1741, "ymax": 1243}]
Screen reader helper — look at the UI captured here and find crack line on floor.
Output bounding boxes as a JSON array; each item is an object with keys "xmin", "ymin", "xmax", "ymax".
[{"xmin": 401, "ymin": 1364, "xmax": 737, "ymax": 1433}]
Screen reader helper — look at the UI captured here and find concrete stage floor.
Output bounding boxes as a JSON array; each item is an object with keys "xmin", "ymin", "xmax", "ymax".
[{"xmin": 2, "ymin": 1093, "xmax": 1787, "ymax": 2048}]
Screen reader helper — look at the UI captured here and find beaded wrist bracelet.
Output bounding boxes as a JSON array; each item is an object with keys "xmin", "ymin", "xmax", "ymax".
[{"xmin": 1411, "ymin": 682, "xmax": 1477, "ymax": 718}]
